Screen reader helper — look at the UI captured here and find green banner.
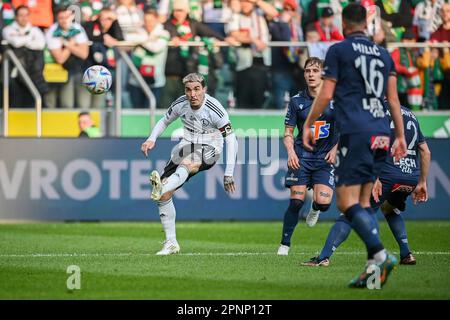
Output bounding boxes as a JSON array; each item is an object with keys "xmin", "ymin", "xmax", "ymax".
[{"xmin": 122, "ymin": 111, "xmax": 450, "ymax": 138}]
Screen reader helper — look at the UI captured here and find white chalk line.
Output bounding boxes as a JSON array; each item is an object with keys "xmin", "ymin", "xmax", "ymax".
[{"xmin": 0, "ymin": 251, "xmax": 449, "ymax": 258}]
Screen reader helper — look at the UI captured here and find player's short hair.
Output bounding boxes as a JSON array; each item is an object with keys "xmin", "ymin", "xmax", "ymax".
[
  {"xmin": 304, "ymin": 57, "xmax": 324, "ymax": 69},
  {"xmin": 54, "ymin": 4, "xmax": 70, "ymax": 16},
  {"xmin": 182, "ymin": 73, "xmax": 206, "ymax": 88},
  {"xmin": 78, "ymin": 111, "xmax": 91, "ymax": 118},
  {"xmin": 342, "ymin": 3, "xmax": 367, "ymax": 27}
]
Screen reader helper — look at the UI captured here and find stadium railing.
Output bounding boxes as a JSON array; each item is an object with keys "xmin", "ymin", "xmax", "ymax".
[{"xmin": 1, "ymin": 41, "xmax": 449, "ymax": 137}]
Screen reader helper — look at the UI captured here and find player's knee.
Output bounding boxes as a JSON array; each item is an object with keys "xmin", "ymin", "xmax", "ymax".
[
  {"xmin": 288, "ymin": 199, "xmax": 304, "ymax": 213},
  {"xmin": 313, "ymin": 202, "xmax": 331, "ymax": 212}
]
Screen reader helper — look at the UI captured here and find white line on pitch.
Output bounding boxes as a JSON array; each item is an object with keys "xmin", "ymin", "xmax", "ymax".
[{"xmin": 0, "ymin": 251, "xmax": 449, "ymax": 258}]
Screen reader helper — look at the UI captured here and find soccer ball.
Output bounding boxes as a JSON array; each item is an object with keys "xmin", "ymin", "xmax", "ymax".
[{"xmin": 82, "ymin": 65, "xmax": 112, "ymax": 95}]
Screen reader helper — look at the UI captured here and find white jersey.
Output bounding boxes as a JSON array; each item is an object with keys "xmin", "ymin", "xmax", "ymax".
[{"xmin": 163, "ymin": 94, "xmax": 231, "ymax": 152}]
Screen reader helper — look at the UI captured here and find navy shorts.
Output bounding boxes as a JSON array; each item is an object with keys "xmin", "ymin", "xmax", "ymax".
[
  {"xmin": 334, "ymin": 132, "xmax": 389, "ymax": 187},
  {"xmin": 285, "ymin": 159, "xmax": 335, "ymax": 189},
  {"xmin": 371, "ymin": 175, "xmax": 418, "ymax": 212},
  {"xmin": 161, "ymin": 143, "xmax": 219, "ymax": 186}
]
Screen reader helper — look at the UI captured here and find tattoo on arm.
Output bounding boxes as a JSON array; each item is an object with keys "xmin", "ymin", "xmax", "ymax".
[{"xmin": 319, "ymin": 191, "xmax": 331, "ymax": 198}]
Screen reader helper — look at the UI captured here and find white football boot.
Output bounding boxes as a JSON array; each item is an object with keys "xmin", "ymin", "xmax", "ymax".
[
  {"xmin": 277, "ymin": 244, "xmax": 290, "ymax": 256},
  {"xmin": 306, "ymin": 209, "xmax": 320, "ymax": 227},
  {"xmin": 156, "ymin": 240, "xmax": 180, "ymax": 255},
  {"xmin": 150, "ymin": 170, "xmax": 163, "ymax": 201}
]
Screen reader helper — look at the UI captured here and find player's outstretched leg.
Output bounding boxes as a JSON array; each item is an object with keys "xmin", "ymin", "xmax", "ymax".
[
  {"xmin": 278, "ymin": 199, "xmax": 304, "ymax": 255},
  {"xmin": 384, "ymin": 211, "xmax": 415, "ymax": 265},
  {"xmin": 156, "ymin": 197, "xmax": 180, "ymax": 255},
  {"xmin": 302, "ymin": 214, "xmax": 351, "ymax": 266}
]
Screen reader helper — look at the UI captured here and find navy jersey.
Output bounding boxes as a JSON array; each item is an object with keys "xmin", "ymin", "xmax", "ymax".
[
  {"xmin": 323, "ymin": 32, "xmax": 396, "ymax": 135},
  {"xmin": 380, "ymin": 106, "xmax": 426, "ymax": 180},
  {"xmin": 285, "ymin": 89, "xmax": 338, "ymax": 160}
]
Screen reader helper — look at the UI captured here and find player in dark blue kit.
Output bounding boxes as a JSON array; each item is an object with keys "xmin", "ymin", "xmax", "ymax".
[
  {"xmin": 302, "ymin": 105, "xmax": 431, "ymax": 267},
  {"xmin": 277, "ymin": 57, "xmax": 338, "ymax": 256},
  {"xmin": 302, "ymin": 4, "xmax": 407, "ymax": 288}
]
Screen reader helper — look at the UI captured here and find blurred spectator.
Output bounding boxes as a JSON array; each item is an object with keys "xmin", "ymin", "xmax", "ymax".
[
  {"xmin": 269, "ymin": 0, "xmax": 306, "ymax": 109},
  {"xmin": 227, "ymin": 0, "xmax": 273, "ymax": 108},
  {"xmin": 391, "ymin": 29, "xmax": 423, "ymax": 110},
  {"xmin": 2, "ymin": 5, "xmax": 48, "ymax": 107},
  {"xmin": 313, "ymin": 7, "xmax": 344, "ymax": 41},
  {"xmin": 305, "ymin": 22, "xmax": 331, "ymax": 59},
  {"xmin": 305, "ymin": 0, "xmax": 348, "ymax": 29},
  {"xmin": 417, "ymin": 44, "xmax": 446, "ymax": 110},
  {"xmin": 80, "ymin": 0, "xmax": 107, "ymax": 22},
  {"xmin": 162, "ymin": 0, "xmax": 232, "ymax": 108},
  {"xmin": 115, "ymin": 0, "xmax": 144, "ymax": 41},
  {"xmin": 431, "ymin": 3, "xmax": 450, "ymax": 109},
  {"xmin": 129, "ymin": 7, "xmax": 170, "ymax": 108},
  {"xmin": 158, "ymin": 0, "xmax": 203, "ymax": 22},
  {"xmin": 83, "ymin": 7, "xmax": 124, "ymax": 108},
  {"xmin": 376, "ymin": 0, "xmax": 413, "ymax": 41},
  {"xmin": 44, "ymin": 5, "xmax": 89, "ymax": 109},
  {"xmin": 78, "ymin": 111, "xmax": 101, "ymax": 137},
  {"xmin": 413, "ymin": 0, "xmax": 445, "ymax": 41},
  {"xmin": 12, "ymin": 0, "xmax": 53, "ymax": 28},
  {"xmin": 202, "ymin": 0, "xmax": 234, "ymax": 35}
]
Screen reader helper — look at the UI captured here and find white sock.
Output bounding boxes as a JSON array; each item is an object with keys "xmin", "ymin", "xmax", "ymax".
[
  {"xmin": 373, "ymin": 249, "xmax": 387, "ymax": 264},
  {"xmin": 161, "ymin": 166, "xmax": 189, "ymax": 194},
  {"xmin": 157, "ymin": 198, "xmax": 177, "ymax": 243}
]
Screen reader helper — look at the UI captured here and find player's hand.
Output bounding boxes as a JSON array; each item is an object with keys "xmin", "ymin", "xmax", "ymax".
[
  {"xmin": 141, "ymin": 140, "xmax": 155, "ymax": 157},
  {"xmin": 412, "ymin": 182, "xmax": 428, "ymax": 205},
  {"xmin": 325, "ymin": 145, "xmax": 337, "ymax": 164},
  {"xmin": 302, "ymin": 125, "xmax": 315, "ymax": 152},
  {"xmin": 372, "ymin": 179, "xmax": 383, "ymax": 203},
  {"xmin": 224, "ymin": 176, "xmax": 235, "ymax": 193},
  {"xmin": 287, "ymin": 151, "xmax": 300, "ymax": 170},
  {"xmin": 391, "ymin": 137, "xmax": 407, "ymax": 162}
]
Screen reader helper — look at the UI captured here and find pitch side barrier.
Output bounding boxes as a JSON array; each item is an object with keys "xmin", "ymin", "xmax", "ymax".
[{"xmin": 0, "ymin": 137, "xmax": 448, "ymax": 221}]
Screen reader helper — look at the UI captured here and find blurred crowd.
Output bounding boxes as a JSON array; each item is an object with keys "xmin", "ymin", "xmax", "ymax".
[{"xmin": 0, "ymin": 0, "xmax": 449, "ymax": 110}]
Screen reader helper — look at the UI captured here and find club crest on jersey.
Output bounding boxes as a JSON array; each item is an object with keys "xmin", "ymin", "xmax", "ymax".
[
  {"xmin": 201, "ymin": 118, "xmax": 210, "ymax": 127},
  {"xmin": 371, "ymin": 136, "xmax": 390, "ymax": 151},
  {"xmin": 311, "ymin": 121, "xmax": 330, "ymax": 140}
]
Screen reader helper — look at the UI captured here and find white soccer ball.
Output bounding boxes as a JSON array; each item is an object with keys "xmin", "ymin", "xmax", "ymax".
[{"xmin": 82, "ymin": 65, "xmax": 112, "ymax": 95}]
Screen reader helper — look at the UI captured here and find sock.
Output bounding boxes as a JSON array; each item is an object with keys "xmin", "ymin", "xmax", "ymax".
[
  {"xmin": 311, "ymin": 202, "xmax": 321, "ymax": 214},
  {"xmin": 161, "ymin": 166, "xmax": 189, "ymax": 194},
  {"xmin": 318, "ymin": 214, "xmax": 352, "ymax": 260},
  {"xmin": 158, "ymin": 198, "xmax": 177, "ymax": 242},
  {"xmin": 385, "ymin": 211, "xmax": 410, "ymax": 258},
  {"xmin": 365, "ymin": 207, "xmax": 380, "ymax": 234},
  {"xmin": 345, "ymin": 204, "xmax": 384, "ymax": 260},
  {"xmin": 281, "ymin": 199, "xmax": 304, "ymax": 246}
]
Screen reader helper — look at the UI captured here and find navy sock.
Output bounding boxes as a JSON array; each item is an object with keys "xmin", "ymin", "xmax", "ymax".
[
  {"xmin": 318, "ymin": 215, "xmax": 352, "ymax": 260},
  {"xmin": 281, "ymin": 199, "xmax": 304, "ymax": 246},
  {"xmin": 345, "ymin": 204, "xmax": 384, "ymax": 259},
  {"xmin": 365, "ymin": 207, "xmax": 380, "ymax": 234},
  {"xmin": 385, "ymin": 211, "xmax": 410, "ymax": 258}
]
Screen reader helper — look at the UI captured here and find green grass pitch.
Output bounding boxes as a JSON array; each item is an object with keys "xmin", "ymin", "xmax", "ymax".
[{"xmin": 0, "ymin": 221, "xmax": 449, "ymax": 299}]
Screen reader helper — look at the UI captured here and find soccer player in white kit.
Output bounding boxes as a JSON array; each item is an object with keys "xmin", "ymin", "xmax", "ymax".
[{"xmin": 141, "ymin": 73, "xmax": 238, "ymax": 255}]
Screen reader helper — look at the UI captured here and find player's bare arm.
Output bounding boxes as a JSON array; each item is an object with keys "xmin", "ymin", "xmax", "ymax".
[
  {"xmin": 220, "ymin": 122, "xmax": 238, "ymax": 194},
  {"xmin": 284, "ymin": 126, "xmax": 300, "ymax": 170},
  {"xmin": 303, "ymin": 79, "xmax": 336, "ymax": 151},
  {"xmin": 386, "ymin": 75, "xmax": 407, "ymax": 161},
  {"xmin": 413, "ymin": 142, "xmax": 431, "ymax": 204}
]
